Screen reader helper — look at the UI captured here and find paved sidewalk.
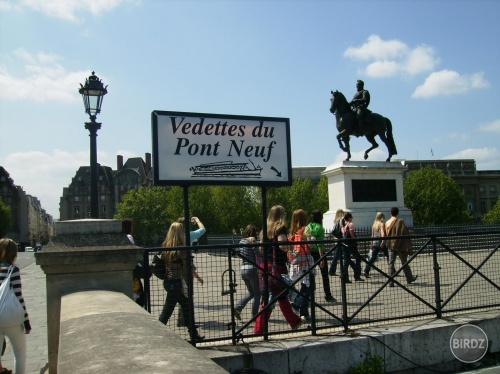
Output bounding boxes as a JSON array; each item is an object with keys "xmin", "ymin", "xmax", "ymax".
[{"xmin": 2, "ymin": 263, "xmax": 48, "ymax": 374}]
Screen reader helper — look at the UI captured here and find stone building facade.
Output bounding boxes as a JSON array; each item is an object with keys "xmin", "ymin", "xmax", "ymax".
[
  {"xmin": 0, "ymin": 166, "xmax": 54, "ymax": 247},
  {"xmin": 60, "ymin": 153, "xmax": 153, "ymax": 220}
]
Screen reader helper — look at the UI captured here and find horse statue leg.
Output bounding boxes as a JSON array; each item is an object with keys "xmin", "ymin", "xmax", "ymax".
[
  {"xmin": 336, "ymin": 132, "xmax": 348, "ymax": 152},
  {"xmin": 363, "ymin": 134, "xmax": 379, "ymax": 160},
  {"xmin": 337, "ymin": 131, "xmax": 351, "ymax": 161}
]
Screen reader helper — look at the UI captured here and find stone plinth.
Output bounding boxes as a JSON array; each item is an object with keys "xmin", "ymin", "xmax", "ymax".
[
  {"xmin": 35, "ymin": 219, "xmax": 142, "ymax": 374},
  {"xmin": 322, "ymin": 161, "xmax": 413, "ymax": 230}
]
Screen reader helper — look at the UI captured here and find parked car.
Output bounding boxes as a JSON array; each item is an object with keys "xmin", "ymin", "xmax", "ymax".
[{"xmin": 25, "ymin": 246, "xmax": 34, "ymax": 252}]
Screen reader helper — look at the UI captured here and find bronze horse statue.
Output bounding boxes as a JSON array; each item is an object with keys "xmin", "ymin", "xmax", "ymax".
[{"xmin": 330, "ymin": 90, "xmax": 397, "ymax": 162}]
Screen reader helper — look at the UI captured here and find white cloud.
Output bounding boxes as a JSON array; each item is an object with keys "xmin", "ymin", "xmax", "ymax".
[
  {"xmin": 0, "ymin": 48, "xmax": 105, "ymax": 102},
  {"xmin": 343, "ymin": 35, "xmax": 439, "ymax": 78},
  {"xmin": 344, "ymin": 34, "xmax": 408, "ymax": 61},
  {"xmin": 412, "ymin": 70, "xmax": 490, "ymax": 98},
  {"xmin": 365, "ymin": 60, "xmax": 401, "ymax": 78},
  {"xmin": 18, "ymin": 0, "xmax": 129, "ymax": 22},
  {"xmin": 479, "ymin": 119, "xmax": 500, "ymax": 133},
  {"xmin": 3, "ymin": 149, "xmax": 115, "ymax": 218},
  {"xmin": 444, "ymin": 147, "xmax": 500, "ymax": 170},
  {"xmin": 404, "ymin": 45, "xmax": 440, "ymax": 75}
]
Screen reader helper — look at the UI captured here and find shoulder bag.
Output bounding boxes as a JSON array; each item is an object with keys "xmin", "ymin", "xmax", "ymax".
[
  {"xmin": 151, "ymin": 254, "xmax": 168, "ymax": 280},
  {"xmin": 0, "ymin": 266, "xmax": 25, "ymax": 328}
]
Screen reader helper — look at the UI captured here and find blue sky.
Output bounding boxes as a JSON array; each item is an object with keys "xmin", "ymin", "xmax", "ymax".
[{"xmin": 1, "ymin": 0, "xmax": 499, "ymax": 218}]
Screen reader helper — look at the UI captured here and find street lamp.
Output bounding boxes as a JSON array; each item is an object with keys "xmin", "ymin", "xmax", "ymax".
[{"xmin": 79, "ymin": 71, "xmax": 107, "ymax": 219}]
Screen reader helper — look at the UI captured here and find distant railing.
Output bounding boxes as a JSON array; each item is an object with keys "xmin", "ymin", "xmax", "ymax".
[{"xmin": 142, "ymin": 226, "xmax": 500, "ymax": 346}]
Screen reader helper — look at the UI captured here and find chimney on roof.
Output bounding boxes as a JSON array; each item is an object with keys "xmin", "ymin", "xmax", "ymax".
[
  {"xmin": 146, "ymin": 153, "xmax": 151, "ymax": 171},
  {"xmin": 117, "ymin": 155, "xmax": 123, "ymax": 170}
]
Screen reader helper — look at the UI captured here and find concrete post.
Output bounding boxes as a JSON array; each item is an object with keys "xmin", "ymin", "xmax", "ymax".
[{"xmin": 35, "ymin": 219, "xmax": 142, "ymax": 374}]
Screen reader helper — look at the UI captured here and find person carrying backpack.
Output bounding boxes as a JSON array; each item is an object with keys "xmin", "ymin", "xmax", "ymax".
[{"xmin": 304, "ymin": 210, "xmax": 336, "ymax": 302}]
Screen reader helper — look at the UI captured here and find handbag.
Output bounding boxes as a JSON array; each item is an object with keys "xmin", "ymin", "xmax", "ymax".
[
  {"xmin": 151, "ymin": 254, "xmax": 168, "ymax": 280},
  {"xmin": 0, "ymin": 266, "xmax": 25, "ymax": 328}
]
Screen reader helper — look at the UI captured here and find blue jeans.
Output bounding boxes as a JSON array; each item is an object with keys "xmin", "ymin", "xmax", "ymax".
[
  {"xmin": 291, "ymin": 283, "xmax": 311, "ymax": 317},
  {"xmin": 364, "ymin": 245, "xmax": 389, "ymax": 275},
  {"xmin": 329, "ymin": 244, "xmax": 342, "ymax": 275},
  {"xmin": 236, "ymin": 265, "xmax": 261, "ymax": 316}
]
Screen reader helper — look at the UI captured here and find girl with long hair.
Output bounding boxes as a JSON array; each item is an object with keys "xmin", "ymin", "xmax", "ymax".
[
  {"xmin": 254, "ymin": 205, "xmax": 305, "ymax": 334},
  {"xmin": 289, "ymin": 209, "xmax": 313, "ymax": 318},
  {"xmin": 158, "ymin": 223, "xmax": 204, "ymax": 341},
  {"xmin": 328, "ymin": 208, "xmax": 345, "ymax": 277}
]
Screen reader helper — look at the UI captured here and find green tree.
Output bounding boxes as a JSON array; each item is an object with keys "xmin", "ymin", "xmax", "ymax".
[
  {"xmin": 403, "ymin": 166, "xmax": 471, "ymax": 225},
  {"xmin": 267, "ymin": 177, "xmax": 329, "ymax": 222},
  {"xmin": 482, "ymin": 198, "xmax": 500, "ymax": 223},
  {"xmin": 312, "ymin": 176, "xmax": 329, "ymax": 214},
  {"xmin": 115, "ymin": 186, "xmax": 177, "ymax": 242},
  {"xmin": 115, "ymin": 177, "xmax": 330, "ymax": 237},
  {"xmin": 0, "ymin": 201, "xmax": 13, "ymax": 237}
]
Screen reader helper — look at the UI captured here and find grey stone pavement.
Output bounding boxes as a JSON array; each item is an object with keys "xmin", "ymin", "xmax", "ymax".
[{"xmin": 2, "ymin": 263, "xmax": 49, "ymax": 374}]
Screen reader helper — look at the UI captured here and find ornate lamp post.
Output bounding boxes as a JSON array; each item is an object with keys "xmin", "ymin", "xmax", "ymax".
[{"xmin": 79, "ymin": 71, "xmax": 107, "ymax": 219}]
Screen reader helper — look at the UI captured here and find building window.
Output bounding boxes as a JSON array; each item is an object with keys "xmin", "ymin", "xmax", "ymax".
[
  {"xmin": 100, "ymin": 205, "xmax": 106, "ymax": 213},
  {"xmin": 479, "ymin": 186, "xmax": 485, "ymax": 194},
  {"xmin": 74, "ymin": 206, "xmax": 80, "ymax": 214},
  {"xmin": 100, "ymin": 195, "xmax": 106, "ymax": 201},
  {"xmin": 490, "ymin": 186, "xmax": 497, "ymax": 194},
  {"xmin": 465, "ymin": 186, "xmax": 471, "ymax": 195},
  {"xmin": 74, "ymin": 196, "xmax": 80, "ymax": 202},
  {"xmin": 480, "ymin": 201, "xmax": 486, "ymax": 214},
  {"xmin": 467, "ymin": 202, "xmax": 473, "ymax": 211}
]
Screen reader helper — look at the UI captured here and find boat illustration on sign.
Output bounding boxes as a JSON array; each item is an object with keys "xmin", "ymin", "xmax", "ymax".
[{"xmin": 190, "ymin": 160, "xmax": 263, "ymax": 178}]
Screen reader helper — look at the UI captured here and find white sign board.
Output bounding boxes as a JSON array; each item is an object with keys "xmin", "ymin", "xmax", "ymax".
[{"xmin": 152, "ymin": 111, "xmax": 292, "ymax": 186}]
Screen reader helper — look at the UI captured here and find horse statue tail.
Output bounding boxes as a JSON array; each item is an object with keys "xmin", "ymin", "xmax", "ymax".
[{"xmin": 385, "ymin": 118, "xmax": 398, "ymax": 156}]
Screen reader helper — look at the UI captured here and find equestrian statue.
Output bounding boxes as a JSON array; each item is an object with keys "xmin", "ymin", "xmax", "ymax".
[{"xmin": 330, "ymin": 80, "xmax": 397, "ymax": 162}]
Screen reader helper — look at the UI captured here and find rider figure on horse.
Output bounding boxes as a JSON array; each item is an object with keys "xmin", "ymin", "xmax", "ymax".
[{"xmin": 349, "ymin": 80, "xmax": 370, "ymax": 136}]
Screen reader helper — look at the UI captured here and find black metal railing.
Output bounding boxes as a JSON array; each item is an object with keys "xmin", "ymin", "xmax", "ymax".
[{"xmin": 142, "ymin": 228, "xmax": 499, "ymax": 345}]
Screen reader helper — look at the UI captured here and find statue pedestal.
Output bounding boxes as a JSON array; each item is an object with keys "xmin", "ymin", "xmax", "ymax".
[{"xmin": 322, "ymin": 161, "xmax": 413, "ymax": 230}]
